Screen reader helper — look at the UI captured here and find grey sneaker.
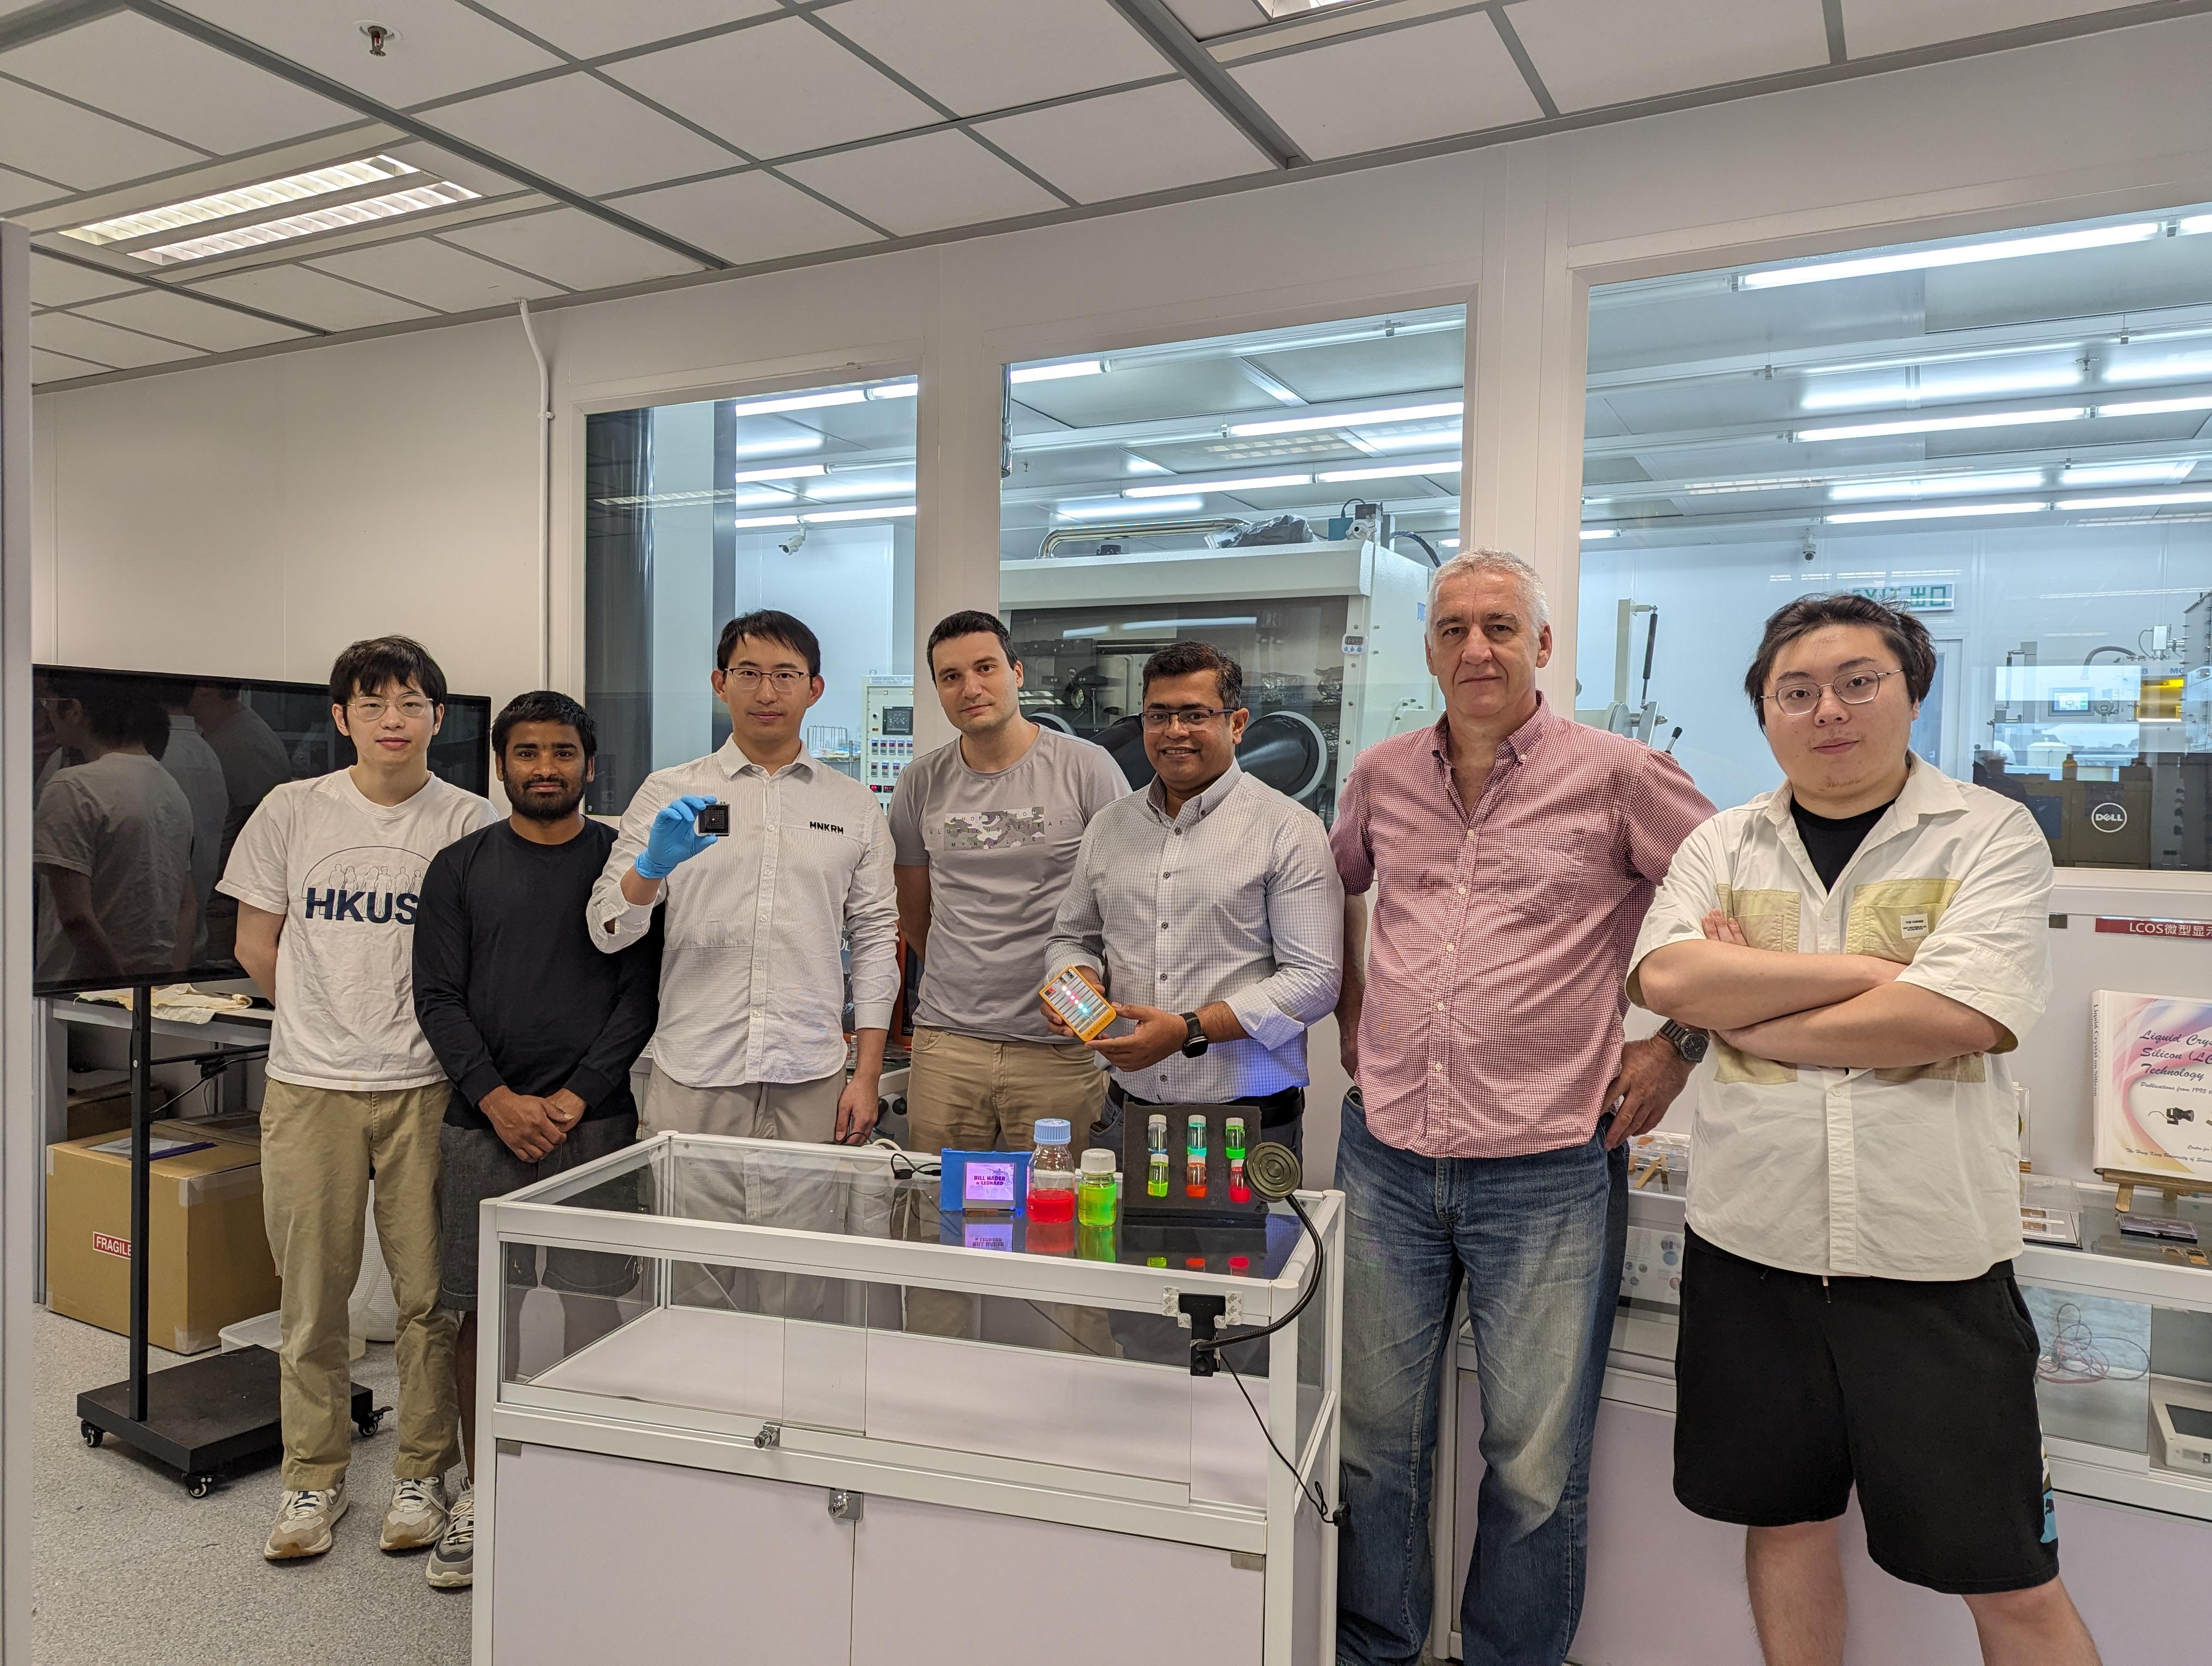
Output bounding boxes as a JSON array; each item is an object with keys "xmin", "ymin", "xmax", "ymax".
[
  {"xmin": 426, "ymin": 1485, "xmax": 473, "ymax": 1588},
  {"xmin": 264, "ymin": 1483, "xmax": 348, "ymax": 1560},
  {"xmin": 379, "ymin": 1474, "xmax": 448, "ymax": 1552}
]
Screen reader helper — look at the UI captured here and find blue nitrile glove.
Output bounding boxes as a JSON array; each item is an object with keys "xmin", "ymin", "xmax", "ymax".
[{"xmin": 634, "ymin": 793, "xmax": 720, "ymax": 880}]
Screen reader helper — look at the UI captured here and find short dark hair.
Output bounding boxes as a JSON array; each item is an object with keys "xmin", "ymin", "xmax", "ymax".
[
  {"xmin": 925, "ymin": 610, "xmax": 1016, "ymax": 674},
  {"xmin": 1142, "ymin": 640, "xmax": 1244, "ymax": 712},
  {"xmin": 493, "ymin": 690, "xmax": 597, "ymax": 760},
  {"xmin": 329, "ymin": 636, "xmax": 448, "ymax": 708},
  {"xmin": 52, "ymin": 675, "xmax": 168, "ymax": 755},
  {"xmin": 717, "ymin": 610, "xmax": 820, "ymax": 677},
  {"xmin": 1744, "ymin": 594, "xmax": 1935, "ymax": 730}
]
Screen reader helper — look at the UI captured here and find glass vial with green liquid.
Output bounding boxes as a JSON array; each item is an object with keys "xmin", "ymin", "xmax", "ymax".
[
  {"xmin": 1077, "ymin": 1147, "xmax": 1118, "ymax": 1226},
  {"xmin": 1146, "ymin": 1112, "xmax": 1169, "ymax": 1197}
]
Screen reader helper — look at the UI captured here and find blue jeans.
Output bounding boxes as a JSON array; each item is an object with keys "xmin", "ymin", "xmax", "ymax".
[{"xmin": 1334, "ymin": 1090, "xmax": 1627, "ymax": 1666}]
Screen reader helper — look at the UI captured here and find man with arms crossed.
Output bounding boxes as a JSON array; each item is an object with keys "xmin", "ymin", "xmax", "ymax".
[
  {"xmin": 1333, "ymin": 550, "xmax": 1714, "ymax": 1666},
  {"xmin": 413, "ymin": 691, "xmax": 660, "ymax": 1590},
  {"xmin": 591, "ymin": 610, "xmax": 896, "ymax": 1149},
  {"xmin": 1044, "ymin": 641, "xmax": 1341, "ymax": 1162},
  {"xmin": 221, "ymin": 637, "xmax": 497, "ymax": 1562},
  {"xmin": 1631, "ymin": 594, "xmax": 2097, "ymax": 1665}
]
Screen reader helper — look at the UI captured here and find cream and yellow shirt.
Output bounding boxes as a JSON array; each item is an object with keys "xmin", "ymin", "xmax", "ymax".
[{"xmin": 1627, "ymin": 759, "xmax": 2053, "ymax": 1280}]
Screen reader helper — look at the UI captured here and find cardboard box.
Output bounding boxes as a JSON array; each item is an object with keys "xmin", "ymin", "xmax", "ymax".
[
  {"xmin": 45, "ymin": 1123, "xmax": 278, "ymax": 1355},
  {"xmin": 63, "ymin": 1088, "xmax": 133, "ymax": 1143}
]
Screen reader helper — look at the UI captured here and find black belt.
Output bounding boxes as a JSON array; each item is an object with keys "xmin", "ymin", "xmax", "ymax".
[{"xmin": 1108, "ymin": 1081, "xmax": 1305, "ymax": 1127}]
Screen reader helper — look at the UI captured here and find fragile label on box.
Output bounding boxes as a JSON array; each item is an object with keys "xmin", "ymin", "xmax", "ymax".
[{"xmin": 92, "ymin": 1232, "xmax": 129, "ymax": 1259}]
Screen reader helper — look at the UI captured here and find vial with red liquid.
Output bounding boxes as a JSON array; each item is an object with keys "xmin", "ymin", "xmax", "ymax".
[
  {"xmin": 1185, "ymin": 1113, "xmax": 1209, "ymax": 1198},
  {"xmin": 1028, "ymin": 1117, "xmax": 1078, "ymax": 1223}
]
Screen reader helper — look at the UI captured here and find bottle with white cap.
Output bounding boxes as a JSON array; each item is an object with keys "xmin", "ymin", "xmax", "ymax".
[
  {"xmin": 1028, "ymin": 1118, "xmax": 1078, "ymax": 1223},
  {"xmin": 1077, "ymin": 1146, "xmax": 1119, "ymax": 1227}
]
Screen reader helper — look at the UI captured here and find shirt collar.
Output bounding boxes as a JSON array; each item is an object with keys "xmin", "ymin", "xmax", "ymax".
[
  {"xmin": 1760, "ymin": 751, "xmax": 1961, "ymax": 832},
  {"xmin": 1431, "ymin": 693, "xmax": 1558, "ymax": 770},
  {"xmin": 718, "ymin": 738, "xmax": 816, "ymax": 781},
  {"xmin": 1147, "ymin": 761, "xmax": 1243, "ymax": 825}
]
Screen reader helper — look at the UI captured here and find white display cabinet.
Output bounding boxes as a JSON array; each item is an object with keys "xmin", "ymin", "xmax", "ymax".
[{"xmin": 475, "ymin": 1133, "xmax": 1342, "ymax": 1666}]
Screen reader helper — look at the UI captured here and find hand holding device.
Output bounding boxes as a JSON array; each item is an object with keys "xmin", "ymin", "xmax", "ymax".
[
  {"xmin": 1040, "ymin": 965, "xmax": 1116, "ymax": 1040},
  {"xmin": 635, "ymin": 793, "xmax": 721, "ymax": 879}
]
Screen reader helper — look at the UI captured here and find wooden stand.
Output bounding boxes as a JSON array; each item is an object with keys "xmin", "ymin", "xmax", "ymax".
[{"xmin": 2097, "ymin": 1166, "xmax": 2212, "ymax": 1216}]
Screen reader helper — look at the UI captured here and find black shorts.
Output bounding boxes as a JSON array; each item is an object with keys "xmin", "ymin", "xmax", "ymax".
[
  {"xmin": 1672, "ymin": 1228, "xmax": 2058, "ymax": 1595},
  {"xmin": 438, "ymin": 1117, "xmax": 642, "ymax": 1311}
]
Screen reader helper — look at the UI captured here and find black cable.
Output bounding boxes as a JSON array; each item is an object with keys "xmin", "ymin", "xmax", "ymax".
[
  {"xmin": 1394, "ymin": 531, "xmax": 1441, "ymax": 567},
  {"xmin": 1024, "ymin": 1301, "xmax": 1110, "ymax": 1357},
  {"xmin": 1220, "ymin": 1350, "xmax": 1335, "ymax": 1521}
]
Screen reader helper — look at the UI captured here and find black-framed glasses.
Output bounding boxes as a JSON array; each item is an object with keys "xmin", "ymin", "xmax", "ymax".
[
  {"xmin": 722, "ymin": 668, "xmax": 808, "ymax": 693},
  {"xmin": 1761, "ymin": 668, "xmax": 1901, "ymax": 718},
  {"xmin": 1140, "ymin": 707, "xmax": 1233, "ymax": 731}
]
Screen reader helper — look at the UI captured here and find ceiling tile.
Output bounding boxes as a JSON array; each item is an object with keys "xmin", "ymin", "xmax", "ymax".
[
  {"xmin": 978, "ymin": 81, "xmax": 1268, "ymax": 204},
  {"xmin": 29, "ymin": 252, "xmax": 141, "ymax": 309},
  {"xmin": 1843, "ymin": 1, "xmax": 2142, "ymax": 56},
  {"xmin": 307, "ymin": 237, "xmax": 564, "ymax": 311},
  {"xmin": 166, "ymin": 1, "xmax": 562, "ymax": 108},
  {"xmin": 383, "ymin": 140, "xmax": 530, "ymax": 199},
  {"xmin": 780, "ymin": 130, "xmax": 1060, "ymax": 238},
  {"xmin": 0, "ymin": 80, "xmax": 203, "ymax": 193},
  {"xmin": 479, "ymin": 0, "xmax": 781, "ymax": 60},
  {"xmin": 0, "ymin": 12, "xmax": 362, "ymax": 156},
  {"xmin": 0, "ymin": 164, "xmax": 60, "ymax": 214},
  {"xmin": 821, "ymin": 0, "xmax": 1170, "ymax": 118},
  {"xmin": 1166, "ymin": 0, "xmax": 1271, "ymax": 39},
  {"xmin": 34, "ymin": 348, "xmax": 112, "ymax": 384},
  {"xmin": 607, "ymin": 15, "xmax": 937, "ymax": 161},
  {"xmin": 615, "ymin": 170, "xmax": 877, "ymax": 266},
  {"xmin": 72, "ymin": 290, "xmax": 313, "ymax": 351},
  {"xmin": 185, "ymin": 264, "xmax": 439, "ymax": 331},
  {"xmin": 1510, "ymin": 0, "xmax": 1830, "ymax": 112},
  {"xmin": 429, "ymin": 71, "xmax": 737, "ymax": 195},
  {"xmin": 31, "ymin": 311, "xmax": 204, "ymax": 369},
  {"xmin": 1232, "ymin": 13, "xmax": 1542, "ymax": 161},
  {"xmin": 442, "ymin": 208, "xmax": 703, "ymax": 289}
]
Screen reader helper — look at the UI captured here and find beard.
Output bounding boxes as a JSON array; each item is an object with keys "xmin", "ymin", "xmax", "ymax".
[{"xmin": 512, "ymin": 779, "xmax": 585, "ymax": 822}]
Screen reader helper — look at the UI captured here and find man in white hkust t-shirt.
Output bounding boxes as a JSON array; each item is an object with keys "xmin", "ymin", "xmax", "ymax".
[{"xmin": 219, "ymin": 637, "xmax": 497, "ymax": 1566}]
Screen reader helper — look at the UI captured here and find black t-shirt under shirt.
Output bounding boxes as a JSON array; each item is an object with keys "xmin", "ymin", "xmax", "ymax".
[
  {"xmin": 412, "ymin": 819, "xmax": 662, "ymax": 1131},
  {"xmin": 1789, "ymin": 796, "xmax": 1896, "ymax": 892}
]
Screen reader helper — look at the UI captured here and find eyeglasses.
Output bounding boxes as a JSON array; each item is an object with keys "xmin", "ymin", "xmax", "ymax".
[
  {"xmin": 348, "ymin": 696, "xmax": 435, "ymax": 721},
  {"xmin": 1140, "ymin": 707, "xmax": 1233, "ymax": 731},
  {"xmin": 722, "ymin": 669, "xmax": 808, "ymax": 693},
  {"xmin": 1761, "ymin": 668, "xmax": 1901, "ymax": 718}
]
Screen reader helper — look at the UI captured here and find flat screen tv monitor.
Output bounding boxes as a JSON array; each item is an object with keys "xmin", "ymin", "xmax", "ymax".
[{"xmin": 29, "ymin": 664, "xmax": 491, "ymax": 997}]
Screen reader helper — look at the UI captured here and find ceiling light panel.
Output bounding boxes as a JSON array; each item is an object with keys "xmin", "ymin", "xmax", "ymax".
[
  {"xmin": 2054, "ymin": 491, "xmax": 2212, "ymax": 510},
  {"xmin": 1230, "ymin": 401, "xmax": 1464, "ymax": 438},
  {"xmin": 731, "ymin": 464, "xmax": 826, "ymax": 484},
  {"xmin": 127, "ymin": 183, "xmax": 481, "ymax": 267},
  {"xmin": 1316, "ymin": 460, "xmax": 1463, "ymax": 483},
  {"xmin": 1827, "ymin": 470, "xmax": 2046, "ymax": 501},
  {"xmin": 1826, "ymin": 502, "xmax": 2048, "ymax": 524},
  {"xmin": 1010, "ymin": 361, "xmax": 1104, "ymax": 385},
  {"xmin": 2059, "ymin": 461, "xmax": 2197, "ymax": 485},
  {"xmin": 1799, "ymin": 408, "xmax": 2087, "ymax": 441},
  {"xmin": 801, "ymin": 504, "xmax": 918, "ymax": 523},
  {"xmin": 2100, "ymin": 396, "xmax": 2212, "ymax": 418},
  {"xmin": 1742, "ymin": 223, "xmax": 2160, "ymax": 288},
  {"xmin": 1057, "ymin": 497, "xmax": 1206, "ymax": 520},
  {"xmin": 60, "ymin": 157, "xmax": 419, "ymax": 249},
  {"xmin": 1125, "ymin": 473, "xmax": 1311, "ymax": 497}
]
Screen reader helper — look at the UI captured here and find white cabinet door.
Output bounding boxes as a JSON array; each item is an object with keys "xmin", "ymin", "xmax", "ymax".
[
  {"xmin": 492, "ymin": 1444, "xmax": 853, "ymax": 1666},
  {"xmin": 851, "ymin": 1493, "xmax": 1264, "ymax": 1666}
]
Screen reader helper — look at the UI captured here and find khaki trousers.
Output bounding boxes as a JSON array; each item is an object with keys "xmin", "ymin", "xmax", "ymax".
[
  {"xmin": 260, "ymin": 1079, "xmax": 459, "ymax": 1490},
  {"xmin": 904, "ymin": 1028, "xmax": 1113, "ymax": 1351},
  {"xmin": 640, "ymin": 1064, "xmax": 843, "ymax": 1143}
]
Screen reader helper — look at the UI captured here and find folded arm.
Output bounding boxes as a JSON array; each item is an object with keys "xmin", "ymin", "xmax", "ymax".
[
  {"xmin": 1636, "ymin": 928, "xmax": 1902, "ymax": 1030},
  {"xmin": 1719, "ymin": 981, "xmax": 2005, "ymax": 1069}
]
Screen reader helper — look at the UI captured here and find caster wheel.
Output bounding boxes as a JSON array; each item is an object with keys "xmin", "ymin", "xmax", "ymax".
[
  {"xmin": 355, "ymin": 1410, "xmax": 385, "ymax": 1438},
  {"xmin": 80, "ymin": 1421, "xmax": 102, "ymax": 1449},
  {"xmin": 187, "ymin": 1474, "xmax": 214, "ymax": 1499}
]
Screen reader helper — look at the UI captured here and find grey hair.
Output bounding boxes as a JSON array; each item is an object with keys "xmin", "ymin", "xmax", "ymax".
[{"xmin": 1427, "ymin": 548, "xmax": 1549, "ymax": 631}]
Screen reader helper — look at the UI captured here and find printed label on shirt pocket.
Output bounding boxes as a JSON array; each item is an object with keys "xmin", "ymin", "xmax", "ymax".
[{"xmin": 1844, "ymin": 877, "xmax": 1959, "ymax": 964}]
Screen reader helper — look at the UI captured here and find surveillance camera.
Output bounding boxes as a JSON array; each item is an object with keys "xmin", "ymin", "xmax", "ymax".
[
  {"xmin": 779, "ymin": 525, "xmax": 808, "ymax": 555},
  {"xmin": 1801, "ymin": 539, "xmax": 1817, "ymax": 563}
]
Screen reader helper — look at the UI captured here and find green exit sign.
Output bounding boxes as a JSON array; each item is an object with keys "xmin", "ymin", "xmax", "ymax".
[{"xmin": 1847, "ymin": 582, "xmax": 1955, "ymax": 613}]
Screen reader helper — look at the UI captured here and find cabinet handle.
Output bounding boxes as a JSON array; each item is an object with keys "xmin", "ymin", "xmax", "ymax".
[{"xmin": 827, "ymin": 1489, "xmax": 865, "ymax": 1522}]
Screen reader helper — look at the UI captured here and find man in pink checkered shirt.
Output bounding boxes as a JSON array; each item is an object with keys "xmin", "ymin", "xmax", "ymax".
[{"xmin": 1330, "ymin": 549, "xmax": 1714, "ymax": 1666}]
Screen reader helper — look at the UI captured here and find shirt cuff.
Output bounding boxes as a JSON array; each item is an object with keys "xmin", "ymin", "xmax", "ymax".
[
  {"xmin": 562, "ymin": 1065, "xmax": 618, "ymax": 1110},
  {"xmin": 1222, "ymin": 984, "xmax": 1300, "ymax": 1053},
  {"xmin": 850, "ymin": 1001, "xmax": 896, "ymax": 1032},
  {"xmin": 214, "ymin": 880, "xmax": 286, "ymax": 915},
  {"xmin": 460, "ymin": 1064, "xmax": 506, "ymax": 1107}
]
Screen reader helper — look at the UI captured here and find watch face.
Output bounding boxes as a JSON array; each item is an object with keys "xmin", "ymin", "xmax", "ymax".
[{"xmin": 1681, "ymin": 1032, "xmax": 1709, "ymax": 1063}]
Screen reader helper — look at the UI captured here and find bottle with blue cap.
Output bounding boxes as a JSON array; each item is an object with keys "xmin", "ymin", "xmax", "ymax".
[{"xmin": 1028, "ymin": 1118, "xmax": 1078, "ymax": 1223}]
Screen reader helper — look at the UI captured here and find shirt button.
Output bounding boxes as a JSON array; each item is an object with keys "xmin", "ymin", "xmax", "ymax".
[
  {"xmin": 1456, "ymin": 886, "xmax": 1467, "ymax": 895},
  {"xmin": 1159, "ymin": 973, "xmax": 1168, "ymax": 982},
  {"xmin": 1160, "ymin": 922, "xmax": 1169, "ymax": 929},
  {"xmin": 1435, "ymin": 1000, "xmax": 1445, "ymax": 1011},
  {"xmin": 1431, "ymin": 1062, "xmax": 1444, "ymax": 1073},
  {"xmin": 1464, "ymin": 829, "xmax": 1474, "ymax": 840},
  {"xmin": 1444, "ymin": 943, "xmax": 1454, "ymax": 953}
]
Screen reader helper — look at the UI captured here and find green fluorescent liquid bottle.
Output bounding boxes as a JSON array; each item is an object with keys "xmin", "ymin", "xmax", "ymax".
[{"xmin": 1078, "ymin": 1148, "xmax": 1118, "ymax": 1226}]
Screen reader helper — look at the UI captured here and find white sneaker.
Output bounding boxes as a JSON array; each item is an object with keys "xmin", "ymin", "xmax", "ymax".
[
  {"xmin": 379, "ymin": 1474, "xmax": 448, "ymax": 1552},
  {"xmin": 264, "ymin": 1483, "xmax": 348, "ymax": 1560},
  {"xmin": 426, "ymin": 1485, "xmax": 473, "ymax": 1588}
]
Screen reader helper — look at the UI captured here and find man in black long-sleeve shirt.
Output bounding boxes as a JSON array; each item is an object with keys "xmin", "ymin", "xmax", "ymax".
[{"xmin": 411, "ymin": 691, "xmax": 659, "ymax": 1591}]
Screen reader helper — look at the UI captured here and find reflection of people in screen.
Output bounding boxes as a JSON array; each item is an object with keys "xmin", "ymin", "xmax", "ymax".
[
  {"xmin": 187, "ymin": 683, "xmax": 294, "ymax": 958},
  {"xmin": 34, "ymin": 680, "xmax": 197, "ymax": 984},
  {"xmin": 158, "ymin": 689, "xmax": 228, "ymax": 966}
]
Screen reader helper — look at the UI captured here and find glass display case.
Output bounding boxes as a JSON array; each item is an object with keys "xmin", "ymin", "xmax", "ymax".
[{"xmin": 476, "ymin": 1133, "xmax": 1342, "ymax": 1666}]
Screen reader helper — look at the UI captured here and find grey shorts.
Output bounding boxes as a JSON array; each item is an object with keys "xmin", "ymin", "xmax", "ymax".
[{"xmin": 438, "ymin": 1116, "xmax": 641, "ymax": 1311}]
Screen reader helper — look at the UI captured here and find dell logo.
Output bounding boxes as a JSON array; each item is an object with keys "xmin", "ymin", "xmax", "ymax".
[{"xmin": 2089, "ymin": 803, "xmax": 2129, "ymax": 835}]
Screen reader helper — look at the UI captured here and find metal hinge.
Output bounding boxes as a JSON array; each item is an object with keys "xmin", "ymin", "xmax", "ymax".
[
  {"xmin": 827, "ymin": 1489, "xmax": 865, "ymax": 1522},
  {"xmin": 754, "ymin": 1421, "xmax": 782, "ymax": 1451}
]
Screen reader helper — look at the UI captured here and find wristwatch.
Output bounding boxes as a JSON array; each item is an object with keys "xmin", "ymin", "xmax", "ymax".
[
  {"xmin": 1179, "ymin": 1012, "xmax": 1210, "ymax": 1059},
  {"xmin": 1657, "ymin": 1018, "xmax": 1709, "ymax": 1065}
]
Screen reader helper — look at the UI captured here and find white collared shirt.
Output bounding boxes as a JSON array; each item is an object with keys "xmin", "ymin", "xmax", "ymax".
[
  {"xmin": 1628, "ymin": 757, "xmax": 2053, "ymax": 1280},
  {"xmin": 589, "ymin": 741, "xmax": 897, "ymax": 1089}
]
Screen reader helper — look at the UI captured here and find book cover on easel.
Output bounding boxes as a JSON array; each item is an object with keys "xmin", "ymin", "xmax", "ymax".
[{"xmin": 2091, "ymin": 991, "xmax": 2212, "ymax": 1183}]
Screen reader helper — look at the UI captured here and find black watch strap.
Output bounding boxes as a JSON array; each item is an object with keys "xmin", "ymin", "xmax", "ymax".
[
  {"xmin": 1180, "ymin": 1011, "xmax": 1208, "ymax": 1058},
  {"xmin": 1657, "ymin": 1018, "xmax": 1708, "ymax": 1063}
]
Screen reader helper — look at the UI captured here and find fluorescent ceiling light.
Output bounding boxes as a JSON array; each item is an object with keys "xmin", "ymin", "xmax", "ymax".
[
  {"xmin": 1361, "ymin": 425, "xmax": 1465, "ymax": 453},
  {"xmin": 1825, "ymin": 502, "xmax": 2048, "ymax": 523},
  {"xmin": 2101, "ymin": 351, "xmax": 2212, "ymax": 383},
  {"xmin": 1316, "ymin": 459, "xmax": 1463, "ymax": 483},
  {"xmin": 1580, "ymin": 529, "xmax": 1619, "ymax": 540},
  {"xmin": 1828, "ymin": 470, "xmax": 2045, "ymax": 501},
  {"xmin": 864, "ymin": 379, "xmax": 917, "ymax": 399},
  {"xmin": 1741, "ymin": 223, "xmax": 2160, "ymax": 289},
  {"xmin": 1010, "ymin": 360, "xmax": 1103, "ymax": 384},
  {"xmin": 1440, "ymin": 538, "xmax": 1461, "ymax": 548},
  {"xmin": 731, "ymin": 435, "xmax": 823, "ymax": 458},
  {"xmin": 1062, "ymin": 626, "xmax": 1108, "ymax": 638},
  {"xmin": 1124, "ymin": 456, "xmax": 1171, "ymax": 475},
  {"xmin": 800, "ymin": 504, "xmax": 917, "ymax": 523},
  {"xmin": 730, "ymin": 463, "xmax": 825, "ymax": 484},
  {"xmin": 1125, "ymin": 472, "xmax": 1310, "ymax": 497},
  {"xmin": 131, "ymin": 182, "xmax": 479, "ymax": 265},
  {"xmin": 1121, "ymin": 617, "xmax": 1258, "ymax": 631},
  {"xmin": 1799, "ymin": 408, "xmax": 2086, "ymax": 441},
  {"xmin": 2179, "ymin": 215, "xmax": 2212, "ymax": 235},
  {"xmin": 1229, "ymin": 401, "xmax": 1463, "ymax": 438},
  {"xmin": 61, "ymin": 155, "xmax": 417, "ymax": 248},
  {"xmin": 730, "ymin": 388, "xmax": 868, "ymax": 417},
  {"xmin": 1056, "ymin": 497, "xmax": 1203, "ymax": 520},
  {"xmin": 2059, "ymin": 461, "xmax": 2195, "ymax": 485},
  {"xmin": 732, "ymin": 514, "xmax": 800, "ymax": 529},
  {"xmin": 1799, "ymin": 367, "xmax": 2080, "ymax": 412},
  {"xmin": 2054, "ymin": 491, "xmax": 2212, "ymax": 510},
  {"xmin": 2098, "ymin": 395, "xmax": 2212, "ymax": 418},
  {"xmin": 805, "ymin": 473, "xmax": 916, "ymax": 502}
]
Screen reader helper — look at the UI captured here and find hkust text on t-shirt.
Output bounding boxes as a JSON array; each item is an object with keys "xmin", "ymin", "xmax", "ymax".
[{"xmin": 300, "ymin": 848, "xmax": 429, "ymax": 925}]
